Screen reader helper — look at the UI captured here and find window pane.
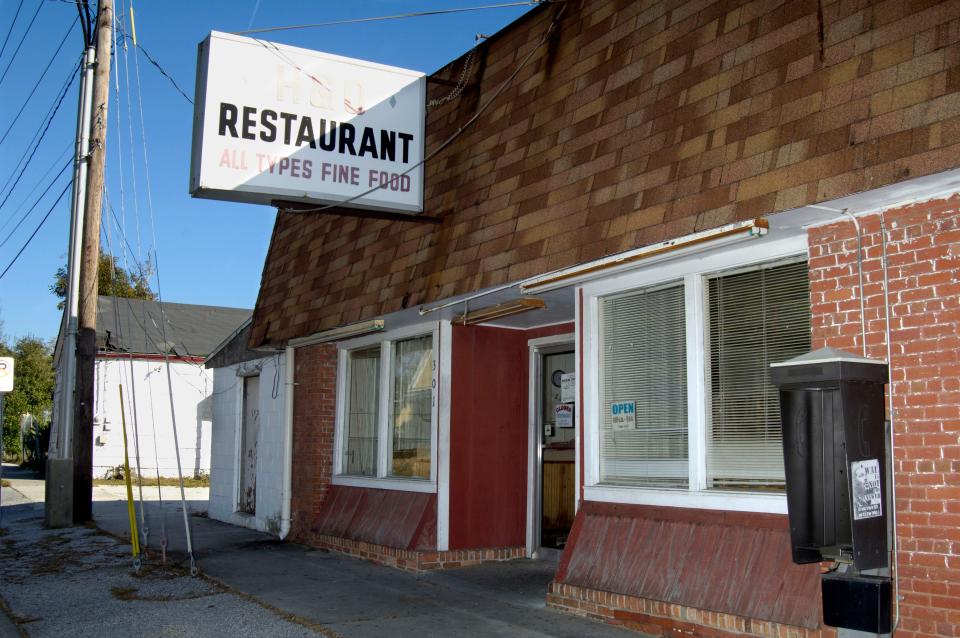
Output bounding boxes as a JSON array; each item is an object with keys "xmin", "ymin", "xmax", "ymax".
[
  {"xmin": 342, "ymin": 347, "xmax": 380, "ymax": 476},
  {"xmin": 707, "ymin": 260, "xmax": 810, "ymax": 490},
  {"xmin": 599, "ymin": 283, "xmax": 688, "ymax": 487},
  {"xmin": 390, "ymin": 335, "xmax": 433, "ymax": 478}
]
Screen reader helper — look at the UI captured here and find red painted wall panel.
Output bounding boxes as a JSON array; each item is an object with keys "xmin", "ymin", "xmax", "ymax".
[
  {"xmin": 449, "ymin": 325, "xmax": 528, "ymax": 549},
  {"xmin": 448, "ymin": 322, "xmax": 574, "ymax": 550},
  {"xmin": 556, "ymin": 502, "xmax": 821, "ymax": 629},
  {"xmin": 313, "ymin": 485, "xmax": 437, "ymax": 551}
]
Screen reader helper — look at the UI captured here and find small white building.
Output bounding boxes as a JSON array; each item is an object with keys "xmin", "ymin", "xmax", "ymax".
[
  {"xmin": 205, "ymin": 319, "xmax": 288, "ymax": 535},
  {"xmin": 91, "ymin": 296, "xmax": 251, "ymax": 479}
]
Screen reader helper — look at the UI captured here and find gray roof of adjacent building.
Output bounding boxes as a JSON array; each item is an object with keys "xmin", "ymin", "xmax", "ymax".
[{"xmin": 96, "ymin": 296, "xmax": 252, "ymax": 358}]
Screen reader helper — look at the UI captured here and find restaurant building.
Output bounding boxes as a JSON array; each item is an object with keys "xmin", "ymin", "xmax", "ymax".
[{"xmin": 245, "ymin": 1, "xmax": 960, "ymax": 635}]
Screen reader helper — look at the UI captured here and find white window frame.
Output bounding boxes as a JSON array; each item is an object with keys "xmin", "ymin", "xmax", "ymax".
[
  {"xmin": 581, "ymin": 235, "xmax": 807, "ymax": 514},
  {"xmin": 332, "ymin": 321, "xmax": 441, "ymax": 493}
]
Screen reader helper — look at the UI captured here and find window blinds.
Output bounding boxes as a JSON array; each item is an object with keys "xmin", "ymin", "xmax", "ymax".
[
  {"xmin": 599, "ymin": 283, "xmax": 688, "ymax": 487},
  {"xmin": 706, "ymin": 260, "xmax": 810, "ymax": 489}
]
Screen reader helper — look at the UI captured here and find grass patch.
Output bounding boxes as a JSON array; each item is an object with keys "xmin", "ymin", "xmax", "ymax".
[{"xmin": 93, "ymin": 476, "xmax": 209, "ymax": 488}]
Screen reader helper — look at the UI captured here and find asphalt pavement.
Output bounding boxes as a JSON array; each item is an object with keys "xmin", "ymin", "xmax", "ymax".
[{"xmin": 1, "ymin": 463, "xmax": 645, "ymax": 638}]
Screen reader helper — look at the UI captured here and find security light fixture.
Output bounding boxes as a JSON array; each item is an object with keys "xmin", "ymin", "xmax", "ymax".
[
  {"xmin": 454, "ymin": 298, "xmax": 546, "ymax": 325},
  {"xmin": 290, "ymin": 319, "xmax": 385, "ymax": 346},
  {"xmin": 521, "ymin": 218, "xmax": 769, "ymax": 293}
]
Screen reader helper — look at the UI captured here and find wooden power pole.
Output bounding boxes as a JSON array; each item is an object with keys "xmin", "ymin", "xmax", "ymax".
[{"xmin": 73, "ymin": 0, "xmax": 113, "ymax": 523}]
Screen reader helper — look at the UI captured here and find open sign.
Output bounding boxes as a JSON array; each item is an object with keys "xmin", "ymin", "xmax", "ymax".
[
  {"xmin": 0, "ymin": 357, "xmax": 14, "ymax": 393},
  {"xmin": 610, "ymin": 400, "xmax": 636, "ymax": 431}
]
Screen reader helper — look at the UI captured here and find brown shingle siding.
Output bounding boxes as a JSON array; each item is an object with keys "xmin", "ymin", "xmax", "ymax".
[{"xmin": 248, "ymin": 0, "xmax": 960, "ymax": 347}]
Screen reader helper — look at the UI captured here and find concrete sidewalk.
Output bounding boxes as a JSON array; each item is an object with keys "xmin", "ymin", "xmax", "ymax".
[
  {"xmin": 2, "ymin": 465, "xmax": 644, "ymax": 637},
  {"xmin": 0, "ymin": 466, "xmax": 316, "ymax": 638},
  {"xmin": 94, "ymin": 500, "xmax": 642, "ymax": 637}
]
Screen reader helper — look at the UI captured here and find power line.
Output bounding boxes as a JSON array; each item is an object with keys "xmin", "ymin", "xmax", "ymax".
[
  {"xmin": 0, "ymin": 157, "xmax": 71, "ymax": 250},
  {"xmin": 132, "ymin": 38, "xmax": 192, "ymax": 105},
  {"xmin": 0, "ymin": 179, "xmax": 71, "ymax": 282},
  {"xmin": 0, "ymin": 141, "xmax": 71, "ymax": 237},
  {"xmin": 0, "ymin": 59, "xmax": 78, "ymax": 213},
  {"xmin": 0, "ymin": 15, "xmax": 78, "ymax": 146},
  {"xmin": 234, "ymin": 1, "xmax": 548, "ymax": 36},
  {"xmin": 113, "ymin": 32, "xmax": 191, "ymax": 105},
  {"xmin": 0, "ymin": 0, "xmax": 44, "ymax": 88},
  {"xmin": 0, "ymin": 0, "xmax": 26, "ymax": 62},
  {"xmin": 76, "ymin": 0, "xmax": 92, "ymax": 47}
]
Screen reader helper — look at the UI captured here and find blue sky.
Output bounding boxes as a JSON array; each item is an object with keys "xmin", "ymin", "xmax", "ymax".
[{"xmin": 0, "ymin": 0, "xmax": 537, "ymax": 343}]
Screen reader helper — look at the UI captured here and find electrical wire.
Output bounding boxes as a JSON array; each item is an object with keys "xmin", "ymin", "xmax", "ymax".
[
  {"xmin": 0, "ymin": 141, "xmax": 71, "ymax": 237},
  {"xmin": 280, "ymin": 3, "xmax": 566, "ymax": 215},
  {"xmin": 115, "ymin": 32, "xmax": 192, "ymax": 105},
  {"xmin": 0, "ymin": 0, "xmax": 26, "ymax": 66},
  {"xmin": 0, "ymin": 60, "xmax": 78, "ymax": 212},
  {"xmin": 0, "ymin": 0, "xmax": 44, "ymax": 87},
  {"xmin": 0, "ymin": 15, "xmax": 77, "ymax": 146},
  {"xmin": 76, "ymin": 0, "xmax": 91, "ymax": 47},
  {"xmin": 0, "ymin": 180, "xmax": 71, "ymax": 282},
  {"xmin": 0, "ymin": 157, "xmax": 71, "ymax": 250},
  {"xmin": 233, "ymin": 1, "xmax": 548, "ymax": 35}
]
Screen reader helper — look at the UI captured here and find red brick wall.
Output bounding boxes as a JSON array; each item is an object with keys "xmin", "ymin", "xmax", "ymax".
[
  {"xmin": 808, "ymin": 199, "xmax": 960, "ymax": 638},
  {"xmin": 252, "ymin": 0, "xmax": 960, "ymax": 347},
  {"xmin": 288, "ymin": 343, "xmax": 337, "ymax": 541}
]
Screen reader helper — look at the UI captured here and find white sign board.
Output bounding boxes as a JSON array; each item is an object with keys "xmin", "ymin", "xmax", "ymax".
[
  {"xmin": 851, "ymin": 459, "xmax": 882, "ymax": 520},
  {"xmin": 555, "ymin": 403, "xmax": 574, "ymax": 428},
  {"xmin": 190, "ymin": 31, "xmax": 426, "ymax": 214},
  {"xmin": 610, "ymin": 401, "xmax": 636, "ymax": 431},
  {"xmin": 0, "ymin": 357, "xmax": 13, "ymax": 393},
  {"xmin": 560, "ymin": 373, "xmax": 576, "ymax": 403}
]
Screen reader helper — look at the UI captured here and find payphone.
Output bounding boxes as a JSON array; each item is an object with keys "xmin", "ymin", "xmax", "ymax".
[{"xmin": 771, "ymin": 347, "xmax": 891, "ymax": 634}]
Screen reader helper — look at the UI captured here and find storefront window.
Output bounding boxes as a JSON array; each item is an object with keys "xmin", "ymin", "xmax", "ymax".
[
  {"xmin": 390, "ymin": 335, "xmax": 433, "ymax": 478},
  {"xmin": 598, "ymin": 283, "xmax": 687, "ymax": 487},
  {"xmin": 706, "ymin": 260, "xmax": 810, "ymax": 490},
  {"xmin": 334, "ymin": 325, "xmax": 437, "ymax": 489},
  {"xmin": 342, "ymin": 347, "xmax": 380, "ymax": 476},
  {"xmin": 584, "ymin": 246, "xmax": 810, "ymax": 510}
]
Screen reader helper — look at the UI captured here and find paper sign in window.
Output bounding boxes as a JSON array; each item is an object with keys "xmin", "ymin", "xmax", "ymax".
[{"xmin": 610, "ymin": 401, "xmax": 636, "ymax": 431}]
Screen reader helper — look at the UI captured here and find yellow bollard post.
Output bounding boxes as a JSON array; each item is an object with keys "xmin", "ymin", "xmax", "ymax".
[{"xmin": 119, "ymin": 384, "xmax": 141, "ymax": 569}]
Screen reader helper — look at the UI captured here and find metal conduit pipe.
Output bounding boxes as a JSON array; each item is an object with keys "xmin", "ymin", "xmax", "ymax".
[
  {"xmin": 880, "ymin": 214, "xmax": 901, "ymax": 630},
  {"xmin": 280, "ymin": 345, "xmax": 295, "ymax": 540},
  {"xmin": 843, "ymin": 210, "xmax": 867, "ymax": 357}
]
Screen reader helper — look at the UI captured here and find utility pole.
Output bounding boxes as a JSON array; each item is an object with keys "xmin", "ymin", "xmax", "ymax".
[
  {"xmin": 72, "ymin": 0, "xmax": 113, "ymax": 523},
  {"xmin": 45, "ymin": 26, "xmax": 96, "ymax": 529}
]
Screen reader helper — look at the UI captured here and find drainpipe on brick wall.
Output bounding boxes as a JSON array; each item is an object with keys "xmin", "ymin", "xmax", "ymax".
[{"xmin": 279, "ymin": 345, "xmax": 295, "ymax": 539}]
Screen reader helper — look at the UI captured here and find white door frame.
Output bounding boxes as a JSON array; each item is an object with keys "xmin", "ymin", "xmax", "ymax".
[{"xmin": 525, "ymin": 333, "xmax": 575, "ymax": 558}]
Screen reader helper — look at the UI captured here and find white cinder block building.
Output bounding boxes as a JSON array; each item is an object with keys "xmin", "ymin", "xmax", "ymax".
[
  {"xmin": 206, "ymin": 320, "xmax": 288, "ymax": 535},
  {"xmin": 91, "ymin": 296, "xmax": 251, "ymax": 479}
]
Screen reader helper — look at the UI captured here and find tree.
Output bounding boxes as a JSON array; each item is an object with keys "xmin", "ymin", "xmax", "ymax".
[
  {"xmin": 1, "ymin": 337, "xmax": 54, "ymax": 460},
  {"xmin": 50, "ymin": 250, "xmax": 154, "ymax": 309}
]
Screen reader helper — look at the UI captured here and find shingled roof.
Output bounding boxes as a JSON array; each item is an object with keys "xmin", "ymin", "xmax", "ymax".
[
  {"xmin": 97, "ymin": 296, "xmax": 252, "ymax": 358},
  {"xmin": 250, "ymin": 0, "xmax": 960, "ymax": 347}
]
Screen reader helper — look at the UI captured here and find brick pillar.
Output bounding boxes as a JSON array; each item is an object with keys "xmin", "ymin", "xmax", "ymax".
[
  {"xmin": 288, "ymin": 342, "xmax": 338, "ymax": 542},
  {"xmin": 808, "ymin": 199, "xmax": 960, "ymax": 637}
]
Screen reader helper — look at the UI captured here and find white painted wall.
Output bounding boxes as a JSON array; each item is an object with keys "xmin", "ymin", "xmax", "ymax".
[
  {"xmin": 92, "ymin": 358, "xmax": 213, "ymax": 479},
  {"xmin": 208, "ymin": 354, "xmax": 286, "ymax": 535}
]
